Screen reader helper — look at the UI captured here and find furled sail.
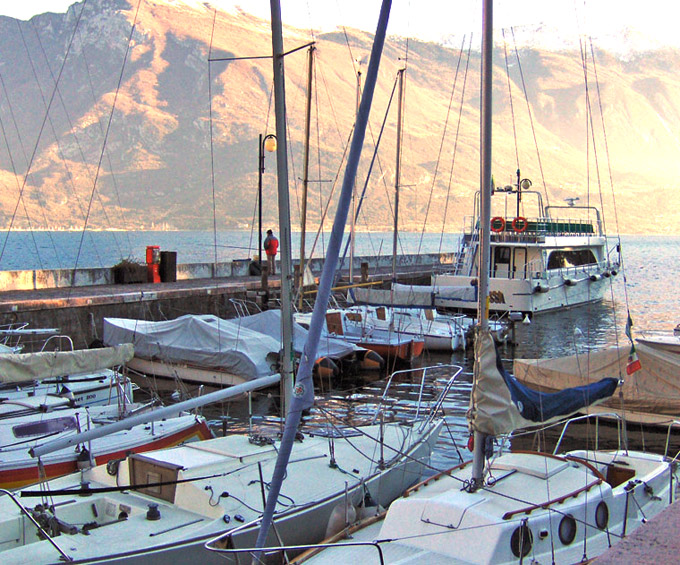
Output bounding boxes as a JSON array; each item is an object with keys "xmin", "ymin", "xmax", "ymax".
[
  {"xmin": 469, "ymin": 330, "xmax": 618, "ymax": 436},
  {"xmin": 0, "ymin": 344, "xmax": 133, "ymax": 383}
]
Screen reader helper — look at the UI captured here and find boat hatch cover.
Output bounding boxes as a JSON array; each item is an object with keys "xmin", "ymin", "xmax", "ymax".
[{"xmin": 491, "ymin": 453, "xmax": 569, "ymax": 480}]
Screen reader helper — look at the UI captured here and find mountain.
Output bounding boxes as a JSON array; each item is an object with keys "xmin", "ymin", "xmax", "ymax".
[{"xmin": 0, "ymin": 0, "xmax": 678, "ymax": 234}]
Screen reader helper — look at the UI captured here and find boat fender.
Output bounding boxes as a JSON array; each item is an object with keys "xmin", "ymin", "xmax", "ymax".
[
  {"xmin": 324, "ymin": 500, "xmax": 357, "ymax": 538},
  {"xmin": 564, "ymin": 278, "xmax": 575, "ymax": 286},
  {"xmin": 611, "ymin": 269, "xmax": 618, "ymax": 276},
  {"xmin": 533, "ymin": 283, "xmax": 549, "ymax": 293},
  {"xmin": 602, "ymin": 271, "xmax": 611, "ymax": 278},
  {"xmin": 512, "ymin": 217, "xmax": 528, "ymax": 233},
  {"xmin": 590, "ymin": 274, "xmax": 602, "ymax": 282},
  {"xmin": 491, "ymin": 216, "xmax": 505, "ymax": 232}
]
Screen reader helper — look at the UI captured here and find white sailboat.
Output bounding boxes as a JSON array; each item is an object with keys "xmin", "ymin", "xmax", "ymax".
[{"xmin": 205, "ymin": 2, "xmax": 677, "ymax": 563}]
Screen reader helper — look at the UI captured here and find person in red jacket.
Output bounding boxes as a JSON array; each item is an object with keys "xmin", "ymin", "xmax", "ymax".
[{"xmin": 263, "ymin": 229, "xmax": 279, "ymax": 275}]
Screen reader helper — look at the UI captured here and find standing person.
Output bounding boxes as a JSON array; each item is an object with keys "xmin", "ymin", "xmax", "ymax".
[{"xmin": 263, "ymin": 229, "xmax": 279, "ymax": 275}]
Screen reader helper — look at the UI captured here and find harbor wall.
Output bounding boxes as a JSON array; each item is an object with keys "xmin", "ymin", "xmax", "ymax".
[{"xmin": 0, "ymin": 253, "xmax": 454, "ymax": 292}]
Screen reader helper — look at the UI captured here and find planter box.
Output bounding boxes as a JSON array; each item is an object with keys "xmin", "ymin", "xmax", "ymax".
[{"xmin": 112, "ymin": 264, "xmax": 147, "ymax": 284}]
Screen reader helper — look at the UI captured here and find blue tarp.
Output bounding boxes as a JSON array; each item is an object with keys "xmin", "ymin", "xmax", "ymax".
[{"xmin": 494, "ymin": 346, "xmax": 618, "ymax": 423}]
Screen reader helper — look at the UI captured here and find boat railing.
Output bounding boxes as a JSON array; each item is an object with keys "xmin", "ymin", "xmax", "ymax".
[
  {"xmin": 370, "ymin": 364, "xmax": 463, "ymax": 429},
  {"xmin": 204, "ymin": 535, "xmax": 386, "ymax": 563},
  {"xmin": 0, "ymin": 488, "xmax": 74, "ymax": 562},
  {"xmin": 465, "ymin": 214, "xmax": 600, "ymax": 238}
]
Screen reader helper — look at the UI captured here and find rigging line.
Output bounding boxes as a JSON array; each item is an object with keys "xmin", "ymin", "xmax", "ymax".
[
  {"xmin": 208, "ymin": 9, "xmax": 219, "ymax": 269},
  {"xmin": 30, "ymin": 22, "xmax": 107, "ymax": 268},
  {"xmin": 336, "ymin": 73, "xmax": 399, "ymax": 281},
  {"xmin": 501, "ymin": 29, "xmax": 521, "ymax": 170},
  {"xmin": 509, "ymin": 26, "xmax": 550, "ymax": 208},
  {"xmin": 0, "ymin": 4, "xmax": 88, "ymax": 268},
  {"xmin": 0, "ymin": 79, "xmax": 43, "ymax": 270},
  {"xmin": 435, "ymin": 34, "xmax": 471, "ymax": 256},
  {"xmin": 69, "ymin": 0, "xmax": 145, "ymax": 298},
  {"xmin": 74, "ymin": 27, "xmax": 131, "ymax": 258},
  {"xmin": 15, "ymin": 22, "xmax": 71, "ymax": 268}
]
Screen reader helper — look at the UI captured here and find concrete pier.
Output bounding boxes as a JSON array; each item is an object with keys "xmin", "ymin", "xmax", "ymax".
[{"xmin": 594, "ymin": 499, "xmax": 680, "ymax": 563}]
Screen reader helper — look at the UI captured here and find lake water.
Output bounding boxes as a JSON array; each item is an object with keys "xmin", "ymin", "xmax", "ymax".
[{"xmin": 5, "ymin": 230, "xmax": 679, "ymax": 470}]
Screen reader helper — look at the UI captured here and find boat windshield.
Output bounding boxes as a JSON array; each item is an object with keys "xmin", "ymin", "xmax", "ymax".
[{"xmin": 546, "ymin": 249, "xmax": 597, "ymax": 269}]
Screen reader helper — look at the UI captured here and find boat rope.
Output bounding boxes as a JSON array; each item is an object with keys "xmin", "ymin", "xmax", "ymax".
[
  {"xmin": 507, "ymin": 26, "xmax": 550, "ymax": 208},
  {"xmin": 68, "ymin": 0, "xmax": 145, "ymax": 298}
]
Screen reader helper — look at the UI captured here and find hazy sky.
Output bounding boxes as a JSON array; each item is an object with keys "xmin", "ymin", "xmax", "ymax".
[{"xmin": 0, "ymin": 1, "xmax": 672, "ymax": 48}]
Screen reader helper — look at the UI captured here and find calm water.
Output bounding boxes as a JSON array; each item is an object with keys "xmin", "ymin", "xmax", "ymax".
[{"xmin": 5, "ymin": 230, "xmax": 679, "ymax": 469}]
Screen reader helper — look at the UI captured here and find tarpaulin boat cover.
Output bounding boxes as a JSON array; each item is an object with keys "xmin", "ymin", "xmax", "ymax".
[
  {"xmin": 231, "ymin": 310, "xmax": 358, "ymax": 360},
  {"xmin": 469, "ymin": 331, "xmax": 618, "ymax": 436},
  {"xmin": 103, "ymin": 316, "xmax": 278, "ymax": 380},
  {"xmin": 351, "ymin": 282, "xmax": 476, "ymax": 308},
  {"xmin": 0, "ymin": 344, "xmax": 134, "ymax": 384},
  {"xmin": 513, "ymin": 342, "xmax": 680, "ymax": 423}
]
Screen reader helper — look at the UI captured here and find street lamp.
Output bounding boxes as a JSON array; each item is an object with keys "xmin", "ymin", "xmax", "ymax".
[{"xmin": 258, "ymin": 133, "xmax": 277, "ymax": 269}]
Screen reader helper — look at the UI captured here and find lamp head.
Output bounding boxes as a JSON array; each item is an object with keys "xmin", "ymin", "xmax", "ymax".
[{"xmin": 264, "ymin": 136, "xmax": 277, "ymax": 153}]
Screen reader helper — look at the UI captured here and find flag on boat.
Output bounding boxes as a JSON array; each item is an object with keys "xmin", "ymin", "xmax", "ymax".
[
  {"xmin": 627, "ymin": 344, "xmax": 642, "ymax": 375},
  {"xmin": 468, "ymin": 330, "xmax": 619, "ymax": 436},
  {"xmin": 625, "ymin": 313, "xmax": 634, "ymax": 343}
]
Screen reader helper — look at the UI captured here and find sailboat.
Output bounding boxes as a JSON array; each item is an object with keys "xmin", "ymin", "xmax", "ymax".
[{"xmin": 204, "ymin": 2, "xmax": 676, "ymax": 563}]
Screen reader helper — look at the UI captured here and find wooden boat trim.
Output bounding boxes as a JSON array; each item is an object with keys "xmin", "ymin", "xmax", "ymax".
[{"xmin": 502, "ymin": 477, "xmax": 603, "ymax": 520}]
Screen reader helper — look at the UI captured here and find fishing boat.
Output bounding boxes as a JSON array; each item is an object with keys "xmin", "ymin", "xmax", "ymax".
[
  {"xmin": 636, "ymin": 332, "xmax": 680, "ymax": 355},
  {"xmin": 204, "ymin": 2, "xmax": 675, "ymax": 563},
  {"xmin": 294, "ymin": 308, "xmax": 424, "ymax": 364},
  {"xmin": 0, "ymin": 344, "xmax": 136, "ymax": 419}
]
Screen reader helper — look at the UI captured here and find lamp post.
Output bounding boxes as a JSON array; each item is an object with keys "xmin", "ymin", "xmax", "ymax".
[{"xmin": 258, "ymin": 133, "xmax": 277, "ymax": 269}]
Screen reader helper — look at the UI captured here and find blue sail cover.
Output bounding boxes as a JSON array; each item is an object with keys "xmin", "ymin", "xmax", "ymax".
[
  {"xmin": 494, "ymin": 346, "xmax": 618, "ymax": 423},
  {"xmin": 470, "ymin": 331, "xmax": 619, "ymax": 435}
]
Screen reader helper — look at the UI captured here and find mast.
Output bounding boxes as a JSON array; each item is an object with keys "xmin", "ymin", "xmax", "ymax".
[
  {"xmin": 391, "ymin": 67, "xmax": 405, "ymax": 280},
  {"xmin": 270, "ymin": 0, "xmax": 294, "ymax": 415},
  {"xmin": 471, "ymin": 0, "xmax": 493, "ymax": 491},
  {"xmin": 254, "ymin": 0, "xmax": 392, "ymax": 553},
  {"xmin": 349, "ymin": 67, "xmax": 362, "ymax": 285},
  {"xmin": 298, "ymin": 45, "xmax": 315, "ymax": 309}
]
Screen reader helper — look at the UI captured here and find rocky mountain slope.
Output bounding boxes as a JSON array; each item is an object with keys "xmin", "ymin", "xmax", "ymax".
[{"xmin": 0, "ymin": 0, "xmax": 678, "ymax": 234}]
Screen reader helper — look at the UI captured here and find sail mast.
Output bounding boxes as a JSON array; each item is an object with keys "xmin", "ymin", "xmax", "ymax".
[
  {"xmin": 298, "ymin": 44, "xmax": 315, "ymax": 308},
  {"xmin": 471, "ymin": 0, "xmax": 493, "ymax": 491},
  {"xmin": 254, "ymin": 0, "xmax": 392, "ymax": 552},
  {"xmin": 270, "ymin": 0, "xmax": 295, "ymax": 414},
  {"xmin": 391, "ymin": 67, "xmax": 405, "ymax": 280}
]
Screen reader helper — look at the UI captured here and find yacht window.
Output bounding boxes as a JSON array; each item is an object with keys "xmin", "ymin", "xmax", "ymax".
[
  {"xmin": 546, "ymin": 249, "xmax": 597, "ymax": 270},
  {"xmin": 494, "ymin": 247, "xmax": 511, "ymax": 264},
  {"xmin": 13, "ymin": 416, "xmax": 79, "ymax": 438}
]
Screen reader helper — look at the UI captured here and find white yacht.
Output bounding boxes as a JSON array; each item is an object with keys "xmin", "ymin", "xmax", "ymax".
[{"xmin": 433, "ymin": 179, "xmax": 620, "ymax": 315}]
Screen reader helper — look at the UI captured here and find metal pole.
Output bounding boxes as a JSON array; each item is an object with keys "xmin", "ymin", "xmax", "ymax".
[
  {"xmin": 258, "ymin": 134, "xmax": 264, "ymax": 269},
  {"xmin": 270, "ymin": 0, "xmax": 294, "ymax": 417},
  {"xmin": 254, "ymin": 0, "xmax": 392, "ymax": 556},
  {"xmin": 471, "ymin": 0, "xmax": 493, "ymax": 492},
  {"xmin": 392, "ymin": 68, "xmax": 404, "ymax": 280},
  {"xmin": 298, "ymin": 45, "xmax": 315, "ymax": 309}
]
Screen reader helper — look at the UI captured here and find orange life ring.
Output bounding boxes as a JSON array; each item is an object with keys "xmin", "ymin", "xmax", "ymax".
[
  {"xmin": 490, "ymin": 216, "xmax": 505, "ymax": 232},
  {"xmin": 512, "ymin": 216, "xmax": 528, "ymax": 233}
]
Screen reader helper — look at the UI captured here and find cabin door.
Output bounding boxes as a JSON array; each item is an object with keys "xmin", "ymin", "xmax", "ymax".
[
  {"xmin": 513, "ymin": 248, "xmax": 528, "ymax": 279},
  {"xmin": 492, "ymin": 247, "xmax": 511, "ymax": 278}
]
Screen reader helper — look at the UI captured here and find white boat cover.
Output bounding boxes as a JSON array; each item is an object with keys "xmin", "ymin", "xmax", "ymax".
[
  {"xmin": 0, "ymin": 344, "xmax": 133, "ymax": 384},
  {"xmin": 233, "ymin": 310, "xmax": 358, "ymax": 360},
  {"xmin": 513, "ymin": 342, "xmax": 680, "ymax": 422},
  {"xmin": 351, "ymin": 282, "xmax": 476, "ymax": 307},
  {"xmin": 103, "ymin": 315, "xmax": 278, "ymax": 380}
]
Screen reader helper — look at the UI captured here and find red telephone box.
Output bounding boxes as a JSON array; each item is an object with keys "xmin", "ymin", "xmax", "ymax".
[{"xmin": 146, "ymin": 245, "xmax": 161, "ymax": 283}]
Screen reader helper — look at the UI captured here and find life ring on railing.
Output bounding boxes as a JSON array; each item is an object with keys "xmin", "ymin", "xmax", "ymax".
[
  {"xmin": 491, "ymin": 216, "xmax": 505, "ymax": 232},
  {"xmin": 512, "ymin": 216, "xmax": 528, "ymax": 233}
]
